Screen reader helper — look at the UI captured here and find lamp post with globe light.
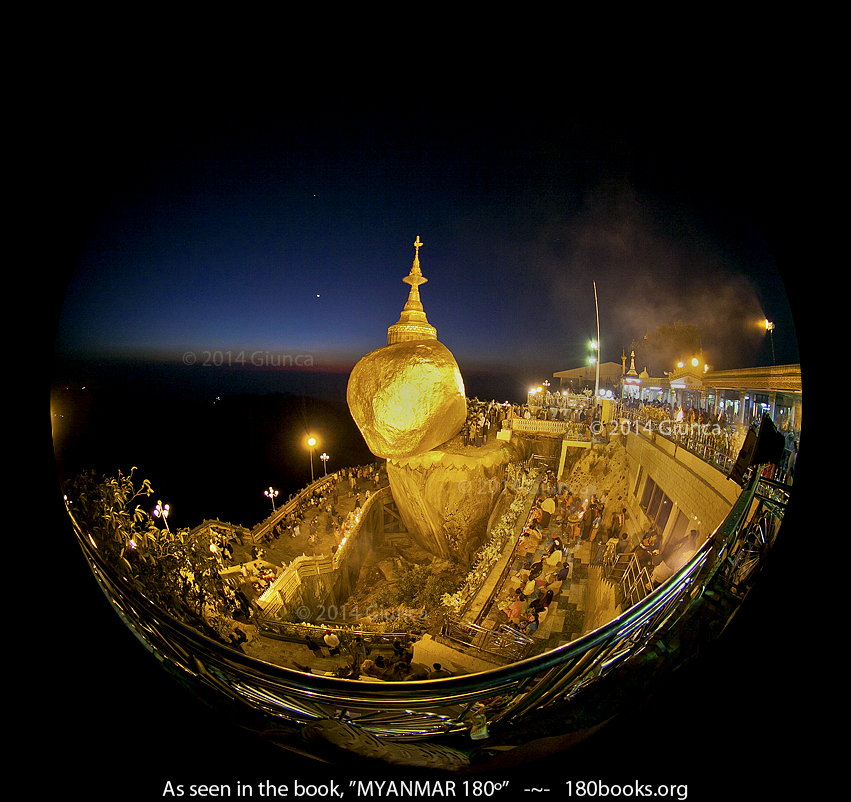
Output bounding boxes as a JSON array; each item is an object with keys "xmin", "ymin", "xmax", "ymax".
[
  {"xmin": 264, "ymin": 487, "xmax": 278, "ymax": 512},
  {"xmin": 320, "ymin": 453, "xmax": 329, "ymax": 476},
  {"xmin": 153, "ymin": 500, "xmax": 170, "ymax": 532}
]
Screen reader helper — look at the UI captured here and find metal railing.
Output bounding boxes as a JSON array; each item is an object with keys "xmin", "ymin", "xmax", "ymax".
[
  {"xmin": 248, "ymin": 474, "xmax": 340, "ymax": 544},
  {"xmin": 69, "ymin": 455, "xmax": 786, "ymax": 750},
  {"xmin": 509, "ymin": 418, "xmax": 592, "ymax": 441},
  {"xmin": 441, "ymin": 615, "xmax": 534, "ymax": 662},
  {"xmin": 618, "ymin": 407, "xmax": 742, "ymax": 474},
  {"xmin": 619, "ymin": 557, "xmax": 655, "ymax": 608}
]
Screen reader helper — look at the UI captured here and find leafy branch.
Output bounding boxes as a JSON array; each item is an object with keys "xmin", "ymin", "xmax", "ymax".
[{"xmin": 66, "ymin": 468, "xmax": 232, "ymax": 639}]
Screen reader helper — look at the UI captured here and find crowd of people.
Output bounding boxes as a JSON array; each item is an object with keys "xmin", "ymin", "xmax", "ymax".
[
  {"xmin": 620, "ymin": 397, "xmax": 733, "ymax": 428},
  {"xmin": 459, "ymin": 395, "xmax": 601, "ymax": 445},
  {"xmin": 460, "ymin": 399, "xmax": 510, "ymax": 447},
  {"xmin": 202, "ymin": 465, "xmax": 387, "ymax": 638},
  {"xmin": 522, "ymin": 391, "xmax": 596, "ymax": 422},
  {"xmin": 299, "ymin": 632, "xmax": 452, "ymax": 681},
  {"xmin": 247, "ymin": 464, "xmax": 384, "ymax": 550},
  {"xmin": 491, "ymin": 472, "xmax": 619, "ymax": 637}
]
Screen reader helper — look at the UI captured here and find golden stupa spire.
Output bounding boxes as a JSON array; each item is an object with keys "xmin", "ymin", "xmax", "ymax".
[
  {"xmin": 387, "ymin": 236, "xmax": 437, "ymax": 345},
  {"xmin": 627, "ymin": 349, "xmax": 639, "ymax": 376}
]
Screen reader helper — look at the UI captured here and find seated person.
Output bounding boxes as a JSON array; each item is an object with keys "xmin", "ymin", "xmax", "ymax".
[
  {"xmin": 385, "ymin": 659, "xmax": 410, "ymax": 681},
  {"xmin": 362, "ymin": 655, "xmax": 389, "ymax": 678},
  {"xmin": 528, "ymin": 506, "xmax": 543, "ymax": 530},
  {"xmin": 523, "ymin": 614, "xmax": 540, "ymax": 636},
  {"xmin": 403, "ymin": 663, "xmax": 431, "ymax": 681},
  {"xmin": 528, "ymin": 598, "xmax": 546, "ymax": 615},
  {"xmin": 504, "ymin": 594, "xmax": 525, "ymax": 624},
  {"xmin": 428, "ymin": 663, "xmax": 452, "ymax": 679}
]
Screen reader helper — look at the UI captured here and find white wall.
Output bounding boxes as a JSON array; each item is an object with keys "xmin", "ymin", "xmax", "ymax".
[{"xmin": 624, "ymin": 429, "xmax": 741, "ymax": 547}]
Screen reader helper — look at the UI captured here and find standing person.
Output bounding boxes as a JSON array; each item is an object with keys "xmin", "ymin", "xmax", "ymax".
[
  {"xmin": 540, "ymin": 495, "xmax": 555, "ymax": 530},
  {"xmin": 323, "ymin": 630, "xmax": 341, "ymax": 657},
  {"xmin": 353, "ymin": 635, "xmax": 368, "ymax": 667},
  {"xmin": 580, "ymin": 506, "xmax": 596, "ymax": 544},
  {"xmin": 613, "ymin": 507, "xmax": 627, "ymax": 541},
  {"xmin": 305, "ymin": 635, "xmax": 322, "ymax": 659},
  {"xmin": 633, "ymin": 534, "xmax": 658, "ymax": 569},
  {"xmin": 589, "ymin": 509, "xmax": 602, "ymax": 542}
]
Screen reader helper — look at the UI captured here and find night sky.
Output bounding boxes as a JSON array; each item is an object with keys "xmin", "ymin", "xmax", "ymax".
[
  {"xmin": 53, "ymin": 107, "xmax": 799, "ymax": 404},
  {"xmin": 42, "ymin": 99, "xmax": 808, "ymax": 795}
]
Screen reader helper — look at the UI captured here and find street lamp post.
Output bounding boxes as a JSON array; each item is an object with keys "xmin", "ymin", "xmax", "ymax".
[
  {"xmin": 308, "ymin": 436, "xmax": 316, "ymax": 483},
  {"xmin": 320, "ymin": 453, "xmax": 329, "ymax": 476},
  {"xmin": 765, "ymin": 319, "xmax": 776, "ymax": 365},
  {"xmin": 264, "ymin": 486, "xmax": 278, "ymax": 512},
  {"xmin": 153, "ymin": 500, "xmax": 170, "ymax": 532},
  {"xmin": 593, "ymin": 281, "xmax": 600, "ymax": 400}
]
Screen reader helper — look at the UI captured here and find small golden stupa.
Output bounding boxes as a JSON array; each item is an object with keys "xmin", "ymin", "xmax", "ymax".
[
  {"xmin": 347, "ymin": 237, "xmax": 466, "ymax": 460},
  {"xmin": 386, "ymin": 236, "xmax": 437, "ymax": 344}
]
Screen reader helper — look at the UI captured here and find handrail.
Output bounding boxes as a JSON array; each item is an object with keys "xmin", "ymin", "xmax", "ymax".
[
  {"xmin": 618, "ymin": 407, "xmax": 742, "ymax": 474},
  {"xmin": 441, "ymin": 614, "xmax": 534, "ymax": 662},
  {"xmin": 68, "ymin": 433, "xmax": 785, "ymax": 749},
  {"xmin": 69, "ymin": 463, "xmax": 762, "ymax": 700},
  {"xmin": 249, "ymin": 474, "xmax": 340, "ymax": 543}
]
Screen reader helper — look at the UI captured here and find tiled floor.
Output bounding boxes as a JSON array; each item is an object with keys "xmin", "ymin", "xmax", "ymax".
[{"xmin": 481, "ymin": 511, "xmax": 600, "ymax": 656}]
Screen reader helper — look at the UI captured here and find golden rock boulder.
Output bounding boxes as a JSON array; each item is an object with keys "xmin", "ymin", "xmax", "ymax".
[
  {"xmin": 386, "ymin": 436, "xmax": 526, "ymax": 561},
  {"xmin": 347, "ymin": 339, "xmax": 466, "ymax": 460}
]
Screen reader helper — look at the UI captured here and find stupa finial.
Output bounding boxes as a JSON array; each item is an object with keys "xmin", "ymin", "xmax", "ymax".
[
  {"xmin": 402, "ymin": 235, "xmax": 428, "ymax": 311},
  {"xmin": 387, "ymin": 236, "xmax": 437, "ymax": 344}
]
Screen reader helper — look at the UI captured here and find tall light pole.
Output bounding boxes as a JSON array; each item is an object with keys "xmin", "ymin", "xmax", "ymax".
[
  {"xmin": 320, "ymin": 453, "xmax": 329, "ymax": 476},
  {"xmin": 308, "ymin": 436, "xmax": 316, "ymax": 483},
  {"xmin": 264, "ymin": 486, "xmax": 278, "ymax": 511},
  {"xmin": 765, "ymin": 319, "xmax": 776, "ymax": 365},
  {"xmin": 593, "ymin": 281, "xmax": 601, "ymax": 400}
]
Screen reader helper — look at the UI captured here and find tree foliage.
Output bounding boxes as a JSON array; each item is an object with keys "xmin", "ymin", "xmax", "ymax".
[
  {"xmin": 382, "ymin": 563, "xmax": 456, "ymax": 610},
  {"xmin": 65, "ymin": 468, "xmax": 230, "ymax": 636}
]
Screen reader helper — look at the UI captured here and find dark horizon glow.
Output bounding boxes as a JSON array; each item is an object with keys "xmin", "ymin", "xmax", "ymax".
[{"xmin": 54, "ymin": 112, "xmax": 799, "ymax": 401}]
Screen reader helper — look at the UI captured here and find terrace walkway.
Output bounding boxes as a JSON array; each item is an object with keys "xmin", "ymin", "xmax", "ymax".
[{"xmin": 475, "ymin": 488, "xmax": 593, "ymax": 655}]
